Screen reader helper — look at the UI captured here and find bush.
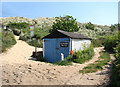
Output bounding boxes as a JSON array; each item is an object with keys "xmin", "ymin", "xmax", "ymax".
[
  {"xmin": 19, "ymin": 27, "xmax": 49, "ymax": 48},
  {"xmin": 92, "ymin": 37, "xmax": 105, "ymax": 47},
  {"xmin": 1, "ymin": 30, "xmax": 16, "ymax": 52},
  {"xmin": 110, "ymin": 43, "xmax": 120, "ymax": 87},
  {"xmin": 104, "ymin": 31, "xmax": 120, "ymax": 86},
  {"xmin": 114, "ymin": 43, "xmax": 120, "ymax": 59},
  {"xmin": 85, "ymin": 22, "xmax": 95, "ymax": 30},
  {"xmin": 72, "ymin": 45, "xmax": 94, "ymax": 64},
  {"xmin": 104, "ymin": 32, "xmax": 120, "ymax": 52},
  {"xmin": 28, "ymin": 39, "xmax": 43, "ymax": 48},
  {"xmin": 19, "ymin": 34, "xmax": 30, "ymax": 41},
  {"xmin": 13, "ymin": 29, "xmax": 21, "ymax": 36},
  {"xmin": 73, "ymin": 45, "xmax": 94, "ymax": 63},
  {"xmin": 6, "ymin": 22, "xmax": 29, "ymax": 29}
]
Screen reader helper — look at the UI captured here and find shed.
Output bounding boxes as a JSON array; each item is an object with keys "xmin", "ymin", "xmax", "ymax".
[{"xmin": 42, "ymin": 30, "xmax": 92, "ymax": 63}]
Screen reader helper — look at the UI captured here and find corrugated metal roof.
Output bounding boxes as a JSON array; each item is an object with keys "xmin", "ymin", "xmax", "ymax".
[{"xmin": 43, "ymin": 30, "xmax": 92, "ymax": 40}]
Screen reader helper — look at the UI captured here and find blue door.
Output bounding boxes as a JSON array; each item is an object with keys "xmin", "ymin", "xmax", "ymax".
[
  {"xmin": 44, "ymin": 39, "xmax": 57, "ymax": 63},
  {"xmin": 57, "ymin": 38, "xmax": 70, "ymax": 61},
  {"xmin": 44, "ymin": 38, "xmax": 70, "ymax": 63}
]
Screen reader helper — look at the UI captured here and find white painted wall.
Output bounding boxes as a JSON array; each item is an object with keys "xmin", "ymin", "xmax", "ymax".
[{"xmin": 71, "ymin": 39, "xmax": 91, "ymax": 51}]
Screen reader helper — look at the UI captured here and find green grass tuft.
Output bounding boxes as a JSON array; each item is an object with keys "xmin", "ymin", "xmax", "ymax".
[
  {"xmin": 53, "ymin": 55, "xmax": 73, "ymax": 66},
  {"xmin": 79, "ymin": 51, "xmax": 110, "ymax": 74}
]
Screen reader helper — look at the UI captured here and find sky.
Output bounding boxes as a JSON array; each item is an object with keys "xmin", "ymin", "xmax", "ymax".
[{"xmin": 2, "ymin": 2, "xmax": 118, "ymax": 25}]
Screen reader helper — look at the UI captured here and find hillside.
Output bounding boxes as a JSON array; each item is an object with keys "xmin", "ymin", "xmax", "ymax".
[{"xmin": 0, "ymin": 17, "xmax": 116, "ymax": 39}]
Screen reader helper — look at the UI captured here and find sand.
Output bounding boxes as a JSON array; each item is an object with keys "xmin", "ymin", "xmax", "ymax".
[{"xmin": 1, "ymin": 36, "xmax": 115, "ymax": 85}]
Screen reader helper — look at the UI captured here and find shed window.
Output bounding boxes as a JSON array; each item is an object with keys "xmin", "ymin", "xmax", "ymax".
[{"xmin": 60, "ymin": 42, "xmax": 68, "ymax": 47}]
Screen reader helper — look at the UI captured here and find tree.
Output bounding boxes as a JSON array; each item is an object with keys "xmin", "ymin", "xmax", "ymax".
[
  {"xmin": 85, "ymin": 22, "xmax": 94, "ymax": 30},
  {"xmin": 51, "ymin": 15, "xmax": 79, "ymax": 32}
]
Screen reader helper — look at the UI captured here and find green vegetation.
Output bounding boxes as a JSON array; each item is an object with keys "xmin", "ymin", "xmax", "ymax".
[
  {"xmin": 51, "ymin": 15, "xmax": 79, "ymax": 32},
  {"xmin": 72, "ymin": 45, "xmax": 94, "ymax": 64},
  {"xmin": 28, "ymin": 39, "xmax": 43, "ymax": 48},
  {"xmin": 1, "ymin": 30, "xmax": 16, "ymax": 52},
  {"xmin": 6, "ymin": 22, "xmax": 50, "ymax": 48},
  {"xmin": 79, "ymin": 51, "xmax": 110, "ymax": 73},
  {"xmin": 54, "ymin": 45, "xmax": 94, "ymax": 66},
  {"xmin": 85, "ymin": 22, "xmax": 95, "ymax": 30},
  {"xmin": 6, "ymin": 22, "xmax": 30, "ymax": 36},
  {"xmin": 104, "ymin": 31, "xmax": 120, "ymax": 52},
  {"xmin": 110, "ymin": 24, "xmax": 118, "ymax": 32},
  {"xmin": 54, "ymin": 55, "xmax": 73, "ymax": 66},
  {"xmin": 92, "ymin": 37, "xmax": 105, "ymax": 47},
  {"xmin": 19, "ymin": 26, "xmax": 50, "ymax": 48},
  {"xmin": 100, "ymin": 29, "xmax": 120, "ymax": 87},
  {"xmin": 110, "ymin": 40, "xmax": 120, "ymax": 87},
  {"xmin": 6, "ymin": 22, "xmax": 29, "ymax": 29},
  {"xmin": 2, "ymin": 17, "xmax": 118, "ymax": 48}
]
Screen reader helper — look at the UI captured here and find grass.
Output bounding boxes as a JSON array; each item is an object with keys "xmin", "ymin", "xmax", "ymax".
[
  {"xmin": 53, "ymin": 55, "xmax": 73, "ymax": 66},
  {"xmin": 79, "ymin": 51, "xmax": 110, "ymax": 73},
  {"xmin": 1, "ymin": 30, "xmax": 16, "ymax": 52}
]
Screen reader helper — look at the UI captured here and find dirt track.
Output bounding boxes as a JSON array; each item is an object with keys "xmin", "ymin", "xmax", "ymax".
[{"xmin": 1, "ymin": 36, "xmax": 115, "ymax": 85}]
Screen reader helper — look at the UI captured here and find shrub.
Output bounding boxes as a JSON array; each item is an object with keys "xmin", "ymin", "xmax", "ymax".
[
  {"xmin": 92, "ymin": 37, "xmax": 105, "ymax": 47},
  {"xmin": 6, "ymin": 22, "xmax": 29, "ymax": 29},
  {"xmin": 19, "ymin": 27, "xmax": 49, "ymax": 48},
  {"xmin": 13, "ymin": 29, "xmax": 21, "ymax": 36},
  {"xmin": 114, "ymin": 43, "xmax": 120, "ymax": 59},
  {"xmin": 85, "ymin": 22, "xmax": 95, "ymax": 30},
  {"xmin": 1, "ymin": 30, "xmax": 16, "ymax": 52},
  {"xmin": 110, "ymin": 43, "xmax": 120, "ymax": 87},
  {"xmin": 19, "ymin": 34, "xmax": 30, "ymax": 41},
  {"xmin": 72, "ymin": 45, "xmax": 94, "ymax": 64},
  {"xmin": 28, "ymin": 39, "xmax": 43, "ymax": 48},
  {"xmin": 104, "ymin": 32, "xmax": 120, "ymax": 52}
]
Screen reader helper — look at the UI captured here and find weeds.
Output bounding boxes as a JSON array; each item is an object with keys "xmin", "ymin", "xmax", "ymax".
[
  {"xmin": 1, "ymin": 30, "xmax": 16, "ymax": 52},
  {"xmin": 79, "ymin": 51, "xmax": 110, "ymax": 73},
  {"xmin": 72, "ymin": 45, "xmax": 94, "ymax": 64},
  {"xmin": 53, "ymin": 55, "xmax": 73, "ymax": 66}
]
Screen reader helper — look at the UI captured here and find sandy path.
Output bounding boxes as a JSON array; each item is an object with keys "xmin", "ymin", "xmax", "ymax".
[{"xmin": 1, "ymin": 36, "xmax": 115, "ymax": 85}]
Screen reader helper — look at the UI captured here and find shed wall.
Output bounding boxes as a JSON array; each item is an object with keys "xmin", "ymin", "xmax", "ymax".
[{"xmin": 72, "ymin": 39, "xmax": 91, "ymax": 51}]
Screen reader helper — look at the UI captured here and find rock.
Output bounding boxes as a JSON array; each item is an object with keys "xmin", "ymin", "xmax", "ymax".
[
  {"xmin": 87, "ymin": 77, "xmax": 94, "ymax": 80},
  {"xmin": 29, "ymin": 64, "xmax": 32, "ymax": 67},
  {"xmin": 38, "ymin": 71, "xmax": 41, "ymax": 73},
  {"xmin": 28, "ymin": 70, "xmax": 31, "ymax": 72},
  {"xmin": 3, "ymin": 79, "xmax": 9, "ymax": 83},
  {"xmin": 28, "ymin": 67, "xmax": 32, "ymax": 69}
]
